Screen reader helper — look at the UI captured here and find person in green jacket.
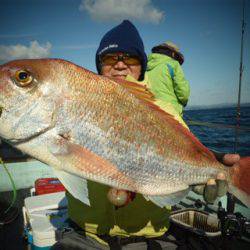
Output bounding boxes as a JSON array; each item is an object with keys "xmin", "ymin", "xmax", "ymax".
[{"xmin": 146, "ymin": 41, "xmax": 190, "ymax": 117}]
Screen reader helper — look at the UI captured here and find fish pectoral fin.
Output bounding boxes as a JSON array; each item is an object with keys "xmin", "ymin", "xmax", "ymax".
[
  {"xmin": 144, "ymin": 186, "xmax": 191, "ymax": 208},
  {"xmin": 50, "ymin": 136, "xmax": 135, "ymax": 191},
  {"xmin": 53, "ymin": 169, "xmax": 90, "ymax": 206}
]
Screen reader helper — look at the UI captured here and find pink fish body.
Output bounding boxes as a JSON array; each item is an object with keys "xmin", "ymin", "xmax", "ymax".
[{"xmin": 0, "ymin": 59, "xmax": 249, "ymax": 207}]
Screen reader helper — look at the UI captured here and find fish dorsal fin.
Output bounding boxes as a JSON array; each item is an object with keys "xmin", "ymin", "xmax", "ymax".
[
  {"xmin": 106, "ymin": 76, "xmax": 155, "ymax": 103},
  {"xmin": 109, "ymin": 77, "xmax": 216, "ymax": 161}
]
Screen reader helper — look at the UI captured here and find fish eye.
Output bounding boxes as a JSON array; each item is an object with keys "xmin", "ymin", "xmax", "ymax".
[{"xmin": 14, "ymin": 70, "xmax": 33, "ymax": 87}]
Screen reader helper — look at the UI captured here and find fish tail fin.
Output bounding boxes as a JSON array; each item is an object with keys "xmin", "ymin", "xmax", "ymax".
[{"xmin": 229, "ymin": 156, "xmax": 250, "ymax": 207}]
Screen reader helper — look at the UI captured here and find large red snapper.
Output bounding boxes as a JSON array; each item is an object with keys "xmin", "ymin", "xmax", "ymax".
[{"xmin": 0, "ymin": 59, "xmax": 249, "ymax": 207}]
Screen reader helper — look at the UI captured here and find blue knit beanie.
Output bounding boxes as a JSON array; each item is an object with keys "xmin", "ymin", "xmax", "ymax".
[{"xmin": 96, "ymin": 20, "xmax": 147, "ymax": 80}]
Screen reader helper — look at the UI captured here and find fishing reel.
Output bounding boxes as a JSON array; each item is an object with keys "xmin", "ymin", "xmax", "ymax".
[
  {"xmin": 191, "ymin": 193, "xmax": 250, "ymax": 241},
  {"xmin": 217, "ymin": 195, "xmax": 250, "ymax": 240}
]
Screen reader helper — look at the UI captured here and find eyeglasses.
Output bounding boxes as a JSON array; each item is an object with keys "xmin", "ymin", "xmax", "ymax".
[{"xmin": 100, "ymin": 53, "xmax": 141, "ymax": 66}]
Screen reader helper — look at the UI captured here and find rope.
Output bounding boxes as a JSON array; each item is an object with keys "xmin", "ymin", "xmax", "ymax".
[
  {"xmin": 183, "ymin": 113, "xmax": 250, "ymax": 151},
  {"xmin": 185, "ymin": 119, "xmax": 250, "ymax": 132},
  {"xmin": 0, "ymin": 158, "xmax": 17, "ymax": 214}
]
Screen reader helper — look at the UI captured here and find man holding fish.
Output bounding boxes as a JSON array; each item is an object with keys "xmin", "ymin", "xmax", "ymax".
[
  {"xmin": 0, "ymin": 20, "xmax": 247, "ymax": 250},
  {"xmin": 53, "ymin": 20, "xmax": 244, "ymax": 249}
]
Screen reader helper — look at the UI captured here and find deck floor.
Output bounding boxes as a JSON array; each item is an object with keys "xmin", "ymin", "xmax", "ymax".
[
  {"xmin": 0, "ymin": 189, "xmax": 250, "ymax": 250},
  {"xmin": 0, "ymin": 189, "xmax": 29, "ymax": 250}
]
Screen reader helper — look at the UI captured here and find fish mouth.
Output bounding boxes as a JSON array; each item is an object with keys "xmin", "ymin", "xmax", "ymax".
[
  {"xmin": 0, "ymin": 103, "xmax": 57, "ymax": 146},
  {"xmin": 0, "ymin": 106, "xmax": 55, "ymax": 145},
  {"xmin": 0, "ymin": 104, "xmax": 5, "ymax": 119},
  {"xmin": 8, "ymin": 125, "xmax": 54, "ymax": 145}
]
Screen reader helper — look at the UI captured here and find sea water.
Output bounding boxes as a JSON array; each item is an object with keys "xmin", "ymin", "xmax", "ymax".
[{"xmin": 184, "ymin": 105, "xmax": 250, "ymax": 156}]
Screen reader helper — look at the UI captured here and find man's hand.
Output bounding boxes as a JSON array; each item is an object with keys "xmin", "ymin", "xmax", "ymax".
[
  {"xmin": 192, "ymin": 153, "xmax": 241, "ymax": 203},
  {"xmin": 221, "ymin": 153, "xmax": 240, "ymax": 166}
]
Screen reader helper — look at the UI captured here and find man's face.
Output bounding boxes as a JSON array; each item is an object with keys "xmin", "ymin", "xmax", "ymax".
[{"xmin": 100, "ymin": 52, "xmax": 142, "ymax": 80}]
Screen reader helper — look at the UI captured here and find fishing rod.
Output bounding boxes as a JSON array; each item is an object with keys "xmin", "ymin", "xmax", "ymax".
[
  {"xmin": 185, "ymin": 118, "xmax": 250, "ymax": 132},
  {"xmin": 234, "ymin": 0, "xmax": 246, "ymax": 153},
  {"xmin": 226, "ymin": 0, "xmax": 247, "ymax": 223}
]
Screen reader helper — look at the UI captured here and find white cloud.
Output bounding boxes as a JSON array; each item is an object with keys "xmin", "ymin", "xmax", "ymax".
[
  {"xmin": 0, "ymin": 41, "xmax": 51, "ymax": 63},
  {"xmin": 79, "ymin": 0, "xmax": 164, "ymax": 24}
]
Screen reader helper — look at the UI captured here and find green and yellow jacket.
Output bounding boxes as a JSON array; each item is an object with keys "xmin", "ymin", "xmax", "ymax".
[
  {"xmin": 67, "ymin": 182, "xmax": 171, "ymax": 245},
  {"xmin": 146, "ymin": 53, "xmax": 190, "ymax": 116}
]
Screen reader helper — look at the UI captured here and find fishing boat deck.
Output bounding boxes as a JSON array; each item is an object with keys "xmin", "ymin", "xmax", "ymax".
[
  {"xmin": 0, "ymin": 189, "xmax": 30, "ymax": 250},
  {"xmin": 0, "ymin": 160, "xmax": 250, "ymax": 250}
]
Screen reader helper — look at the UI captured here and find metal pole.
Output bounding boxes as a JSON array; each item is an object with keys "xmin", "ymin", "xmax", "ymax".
[{"xmin": 234, "ymin": 0, "xmax": 246, "ymax": 153}]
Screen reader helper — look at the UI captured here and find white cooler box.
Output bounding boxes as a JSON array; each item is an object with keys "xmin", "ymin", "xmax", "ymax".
[{"xmin": 23, "ymin": 191, "xmax": 68, "ymax": 250}]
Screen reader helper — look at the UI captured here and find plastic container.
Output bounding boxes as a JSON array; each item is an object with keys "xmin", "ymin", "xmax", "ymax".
[
  {"xmin": 35, "ymin": 178, "xmax": 65, "ymax": 195},
  {"xmin": 23, "ymin": 192, "xmax": 68, "ymax": 249},
  {"xmin": 169, "ymin": 209, "xmax": 221, "ymax": 237}
]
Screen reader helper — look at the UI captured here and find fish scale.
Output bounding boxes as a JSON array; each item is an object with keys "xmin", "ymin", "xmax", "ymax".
[{"xmin": 0, "ymin": 58, "xmax": 249, "ymax": 207}]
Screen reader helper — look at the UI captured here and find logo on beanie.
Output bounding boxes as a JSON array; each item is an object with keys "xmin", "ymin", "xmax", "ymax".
[{"xmin": 98, "ymin": 44, "xmax": 118, "ymax": 55}]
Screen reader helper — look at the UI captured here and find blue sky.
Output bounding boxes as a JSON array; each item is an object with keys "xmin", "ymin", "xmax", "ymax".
[{"xmin": 1, "ymin": 0, "xmax": 249, "ymax": 106}]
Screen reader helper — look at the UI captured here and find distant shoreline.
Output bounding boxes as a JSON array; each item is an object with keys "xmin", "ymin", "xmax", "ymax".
[{"xmin": 185, "ymin": 103, "xmax": 250, "ymax": 111}]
